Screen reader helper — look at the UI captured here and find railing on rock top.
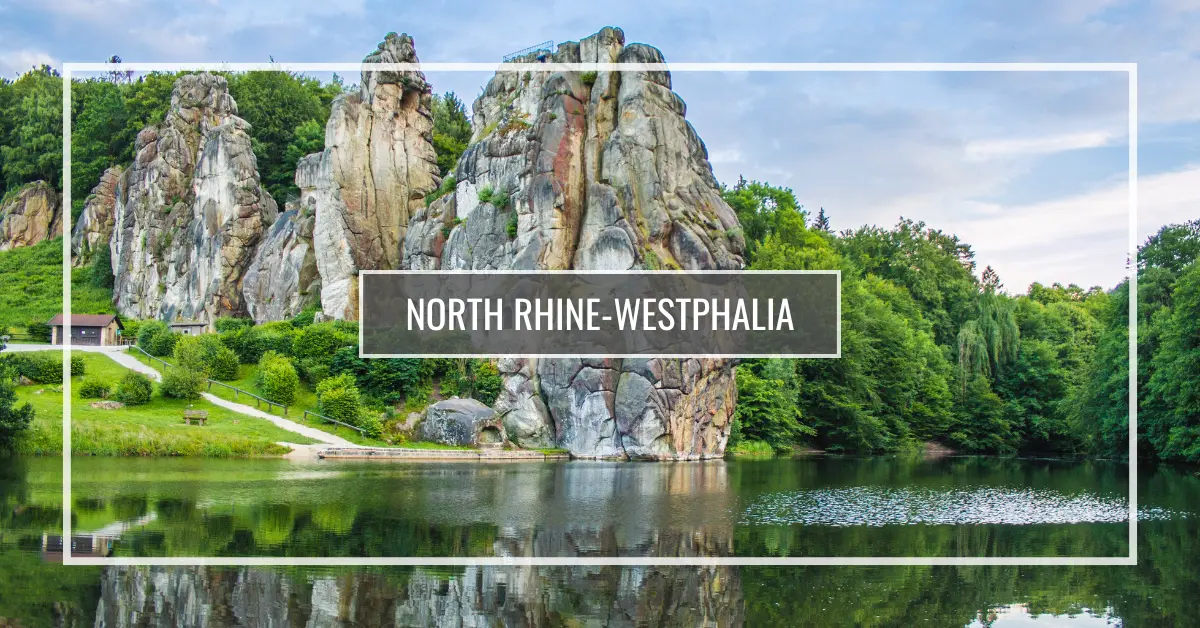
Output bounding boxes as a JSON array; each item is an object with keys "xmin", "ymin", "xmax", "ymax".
[{"xmin": 503, "ymin": 41, "xmax": 555, "ymax": 62}]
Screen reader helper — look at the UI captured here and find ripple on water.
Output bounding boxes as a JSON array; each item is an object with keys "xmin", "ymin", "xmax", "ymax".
[{"xmin": 739, "ymin": 486, "xmax": 1190, "ymax": 527}]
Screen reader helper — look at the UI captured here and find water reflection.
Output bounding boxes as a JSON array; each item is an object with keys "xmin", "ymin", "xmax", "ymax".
[
  {"xmin": 1, "ymin": 456, "xmax": 1198, "ymax": 625},
  {"xmin": 60, "ymin": 456, "xmax": 1135, "ymax": 558}
]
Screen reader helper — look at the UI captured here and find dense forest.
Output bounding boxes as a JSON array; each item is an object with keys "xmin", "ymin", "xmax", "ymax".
[{"xmin": 1, "ymin": 65, "xmax": 1196, "ymax": 462}]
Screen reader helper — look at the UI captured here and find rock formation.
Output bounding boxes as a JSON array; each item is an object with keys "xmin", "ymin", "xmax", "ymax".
[
  {"xmin": 418, "ymin": 397, "xmax": 509, "ymax": 447},
  {"xmin": 71, "ymin": 165, "xmax": 123, "ymax": 266},
  {"xmin": 305, "ymin": 32, "xmax": 441, "ymax": 320},
  {"xmin": 110, "ymin": 73, "xmax": 278, "ymax": 322},
  {"xmin": 242, "ymin": 201, "xmax": 320, "ymax": 322},
  {"xmin": 94, "ymin": 564, "xmax": 744, "ymax": 627},
  {"xmin": 403, "ymin": 27, "xmax": 743, "ymax": 460},
  {"xmin": 0, "ymin": 180, "xmax": 61, "ymax": 251}
]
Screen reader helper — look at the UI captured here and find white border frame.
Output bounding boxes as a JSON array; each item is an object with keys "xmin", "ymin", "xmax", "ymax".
[
  {"xmin": 357, "ymin": 269, "xmax": 842, "ymax": 359},
  {"xmin": 60, "ymin": 61, "xmax": 1138, "ymax": 567}
]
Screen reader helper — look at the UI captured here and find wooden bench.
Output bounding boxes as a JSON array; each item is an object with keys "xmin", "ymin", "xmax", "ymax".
[{"xmin": 183, "ymin": 409, "xmax": 208, "ymax": 426}]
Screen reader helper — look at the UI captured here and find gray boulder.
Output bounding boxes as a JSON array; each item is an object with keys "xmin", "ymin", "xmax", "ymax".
[{"xmin": 418, "ymin": 398, "xmax": 509, "ymax": 447}]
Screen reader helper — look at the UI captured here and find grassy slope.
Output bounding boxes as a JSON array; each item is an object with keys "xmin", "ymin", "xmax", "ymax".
[
  {"xmin": 128, "ymin": 351, "xmax": 397, "ymax": 447},
  {"xmin": 0, "ymin": 238, "xmax": 113, "ymax": 334},
  {"xmin": 13, "ymin": 351, "xmax": 316, "ymax": 457}
]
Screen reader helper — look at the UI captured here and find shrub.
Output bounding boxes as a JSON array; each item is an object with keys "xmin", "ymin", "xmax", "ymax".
[
  {"xmin": 315, "ymin": 372, "xmax": 356, "ymax": 398},
  {"xmin": 138, "ymin": 320, "xmax": 177, "ymax": 357},
  {"xmin": 214, "ymin": 317, "xmax": 254, "ymax": 333},
  {"xmin": 580, "ymin": 71, "xmax": 598, "ymax": 86},
  {"xmin": 115, "ymin": 371, "xmax": 153, "ymax": 405},
  {"xmin": 477, "ymin": 185, "xmax": 494, "ymax": 204},
  {"xmin": 25, "ymin": 321, "xmax": 51, "ymax": 343},
  {"xmin": 10, "ymin": 352, "xmax": 76, "ymax": 384},
  {"xmin": 290, "ymin": 307, "xmax": 320, "ymax": 328},
  {"xmin": 172, "ymin": 335, "xmax": 210, "ymax": 375},
  {"xmin": 357, "ymin": 411, "xmax": 383, "ymax": 439},
  {"xmin": 298, "ymin": 358, "xmax": 330, "ymax": 384},
  {"xmin": 205, "ymin": 342, "xmax": 240, "ymax": 381},
  {"xmin": 473, "ymin": 360, "xmax": 502, "ymax": 405},
  {"xmin": 506, "ymin": 210, "xmax": 518, "ymax": 239},
  {"xmin": 221, "ymin": 324, "xmax": 294, "ymax": 364},
  {"xmin": 0, "ymin": 377, "xmax": 34, "ymax": 451},
  {"xmin": 293, "ymin": 322, "xmax": 354, "ymax": 362},
  {"xmin": 174, "ymin": 334, "xmax": 238, "ymax": 380},
  {"xmin": 424, "ymin": 174, "xmax": 456, "ymax": 207},
  {"xmin": 318, "ymin": 384, "xmax": 361, "ymax": 427},
  {"xmin": 161, "ymin": 366, "xmax": 205, "ymax": 400},
  {"xmin": 257, "ymin": 351, "xmax": 298, "ymax": 405},
  {"xmin": 78, "ymin": 376, "xmax": 111, "ymax": 399}
]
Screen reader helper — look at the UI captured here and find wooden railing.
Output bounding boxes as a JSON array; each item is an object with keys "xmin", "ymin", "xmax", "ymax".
[
  {"xmin": 128, "ymin": 344, "xmax": 288, "ymax": 415},
  {"xmin": 303, "ymin": 409, "xmax": 366, "ymax": 435}
]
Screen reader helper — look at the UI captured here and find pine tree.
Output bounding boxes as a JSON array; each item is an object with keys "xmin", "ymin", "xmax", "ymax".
[{"xmin": 814, "ymin": 207, "xmax": 831, "ymax": 232}]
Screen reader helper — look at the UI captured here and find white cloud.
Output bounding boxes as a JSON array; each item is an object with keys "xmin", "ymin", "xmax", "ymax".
[
  {"xmin": 951, "ymin": 166, "xmax": 1200, "ymax": 290},
  {"xmin": 0, "ymin": 49, "xmax": 58, "ymax": 76},
  {"xmin": 964, "ymin": 130, "xmax": 1117, "ymax": 161}
]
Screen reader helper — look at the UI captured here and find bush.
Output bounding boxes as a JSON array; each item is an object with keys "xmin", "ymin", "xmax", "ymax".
[
  {"xmin": 25, "ymin": 321, "xmax": 52, "ymax": 343},
  {"xmin": 172, "ymin": 335, "xmax": 209, "ymax": 375},
  {"xmin": 161, "ymin": 366, "xmax": 205, "ymax": 400},
  {"xmin": 137, "ymin": 320, "xmax": 177, "ymax": 357},
  {"xmin": 9, "ymin": 352, "xmax": 77, "ymax": 384},
  {"xmin": 0, "ymin": 377, "xmax": 34, "ymax": 451},
  {"xmin": 473, "ymin": 360, "xmax": 502, "ymax": 405},
  {"xmin": 214, "ymin": 317, "xmax": 254, "ymax": 333},
  {"xmin": 580, "ymin": 71, "xmax": 598, "ymax": 86},
  {"xmin": 357, "ymin": 411, "xmax": 383, "ymax": 439},
  {"xmin": 78, "ymin": 376, "xmax": 111, "ymax": 399},
  {"xmin": 319, "ymin": 385, "xmax": 361, "ymax": 426},
  {"xmin": 174, "ymin": 334, "xmax": 238, "ymax": 380},
  {"xmin": 290, "ymin": 307, "xmax": 319, "ymax": 328},
  {"xmin": 115, "ymin": 371, "xmax": 153, "ymax": 405},
  {"xmin": 506, "ymin": 210, "xmax": 518, "ymax": 239},
  {"xmin": 316, "ymin": 372, "xmax": 361, "ymax": 426},
  {"xmin": 293, "ymin": 322, "xmax": 355, "ymax": 362},
  {"xmin": 257, "ymin": 351, "xmax": 298, "ymax": 405}
]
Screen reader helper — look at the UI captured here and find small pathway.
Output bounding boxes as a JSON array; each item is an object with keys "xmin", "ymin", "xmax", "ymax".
[{"xmin": 94, "ymin": 346, "xmax": 358, "ymax": 449}]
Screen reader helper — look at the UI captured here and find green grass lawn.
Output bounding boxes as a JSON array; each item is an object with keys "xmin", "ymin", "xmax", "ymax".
[
  {"xmin": 12, "ymin": 351, "xmax": 317, "ymax": 457},
  {"xmin": 0, "ymin": 238, "xmax": 114, "ymax": 333},
  {"xmin": 128, "ymin": 350, "xmax": 395, "ymax": 447}
]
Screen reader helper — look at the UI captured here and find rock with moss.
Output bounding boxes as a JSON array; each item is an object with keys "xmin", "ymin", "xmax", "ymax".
[{"xmin": 0, "ymin": 181, "xmax": 61, "ymax": 252}]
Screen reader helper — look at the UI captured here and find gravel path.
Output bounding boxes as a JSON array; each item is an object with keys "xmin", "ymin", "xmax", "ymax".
[{"xmin": 17, "ymin": 344, "xmax": 358, "ymax": 449}]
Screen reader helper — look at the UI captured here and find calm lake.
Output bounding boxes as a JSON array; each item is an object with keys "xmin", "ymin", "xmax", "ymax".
[{"xmin": 1, "ymin": 455, "xmax": 1196, "ymax": 626}]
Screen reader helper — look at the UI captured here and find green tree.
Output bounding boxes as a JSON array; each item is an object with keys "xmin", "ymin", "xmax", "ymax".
[
  {"xmin": 1, "ymin": 66, "xmax": 63, "ymax": 193},
  {"xmin": 227, "ymin": 71, "xmax": 331, "ymax": 202},
  {"xmin": 0, "ymin": 368, "xmax": 34, "ymax": 451},
  {"xmin": 431, "ymin": 91, "xmax": 471, "ymax": 176}
]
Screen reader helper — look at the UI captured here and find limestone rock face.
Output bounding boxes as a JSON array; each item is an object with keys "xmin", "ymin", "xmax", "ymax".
[
  {"xmin": 110, "ymin": 73, "xmax": 278, "ymax": 322},
  {"xmin": 406, "ymin": 27, "xmax": 742, "ymax": 460},
  {"xmin": 0, "ymin": 180, "xmax": 61, "ymax": 251},
  {"xmin": 242, "ymin": 203, "xmax": 319, "ymax": 322},
  {"xmin": 418, "ymin": 398, "xmax": 508, "ymax": 447},
  {"xmin": 71, "ymin": 165, "xmax": 123, "ymax": 266},
  {"xmin": 307, "ymin": 32, "xmax": 441, "ymax": 320}
]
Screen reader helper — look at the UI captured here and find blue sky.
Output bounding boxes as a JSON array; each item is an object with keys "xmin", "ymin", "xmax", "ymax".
[{"xmin": 2, "ymin": 0, "xmax": 1197, "ymax": 292}]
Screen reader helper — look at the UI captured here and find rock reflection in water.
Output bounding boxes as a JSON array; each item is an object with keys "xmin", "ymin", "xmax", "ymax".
[{"xmin": 94, "ymin": 564, "xmax": 744, "ymax": 627}]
